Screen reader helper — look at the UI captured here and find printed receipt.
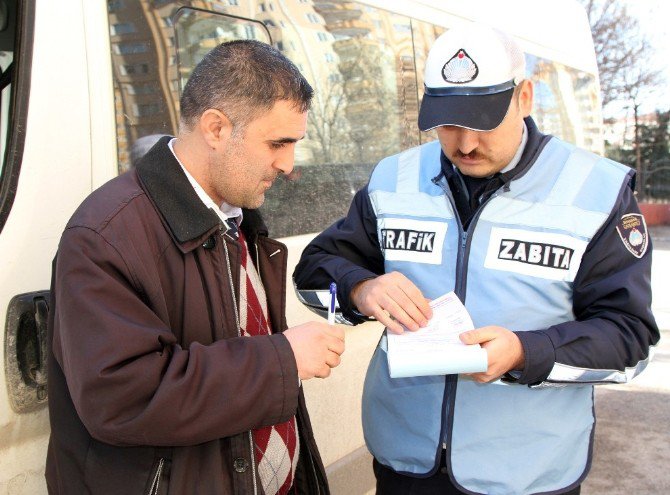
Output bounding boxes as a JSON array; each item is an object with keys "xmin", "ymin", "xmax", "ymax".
[{"xmin": 386, "ymin": 292, "xmax": 488, "ymax": 378}]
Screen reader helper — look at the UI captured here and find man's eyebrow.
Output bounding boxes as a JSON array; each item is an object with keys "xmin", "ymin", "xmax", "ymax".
[{"xmin": 268, "ymin": 136, "xmax": 305, "ymax": 144}]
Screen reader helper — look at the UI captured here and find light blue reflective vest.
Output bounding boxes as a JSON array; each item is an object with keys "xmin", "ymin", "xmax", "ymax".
[{"xmin": 362, "ymin": 137, "xmax": 630, "ymax": 495}]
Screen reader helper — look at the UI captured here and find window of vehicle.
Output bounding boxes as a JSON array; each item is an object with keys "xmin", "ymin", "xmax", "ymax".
[
  {"xmin": 528, "ymin": 54, "xmax": 603, "ymax": 154},
  {"xmin": 107, "ymin": 1, "xmax": 269, "ymax": 172},
  {"xmin": 260, "ymin": 2, "xmax": 421, "ymax": 238}
]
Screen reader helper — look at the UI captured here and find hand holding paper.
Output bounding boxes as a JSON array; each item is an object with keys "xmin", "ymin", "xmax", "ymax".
[
  {"xmin": 459, "ymin": 325, "xmax": 525, "ymax": 383},
  {"xmin": 386, "ymin": 292, "xmax": 488, "ymax": 378}
]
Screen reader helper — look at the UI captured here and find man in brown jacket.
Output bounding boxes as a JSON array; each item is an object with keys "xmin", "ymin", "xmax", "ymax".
[{"xmin": 46, "ymin": 40, "xmax": 343, "ymax": 495}]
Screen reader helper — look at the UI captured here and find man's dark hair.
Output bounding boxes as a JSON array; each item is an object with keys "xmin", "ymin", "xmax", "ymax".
[{"xmin": 179, "ymin": 40, "xmax": 313, "ymax": 132}]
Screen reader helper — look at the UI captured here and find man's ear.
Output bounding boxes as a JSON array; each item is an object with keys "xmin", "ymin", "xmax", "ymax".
[
  {"xmin": 199, "ymin": 109, "xmax": 233, "ymax": 149},
  {"xmin": 518, "ymin": 79, "xmax": 534, "ymax": 118}
]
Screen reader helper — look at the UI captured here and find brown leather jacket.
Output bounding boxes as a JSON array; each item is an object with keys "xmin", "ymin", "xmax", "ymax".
[{"xmin": 46, "ymin": 138, "xmax": 329, "ymax": 495}]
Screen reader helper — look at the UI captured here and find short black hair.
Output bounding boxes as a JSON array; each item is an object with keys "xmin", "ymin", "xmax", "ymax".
[{"xmin": 179, "ymin": 40, "xmax": 313, "ymax": 132}]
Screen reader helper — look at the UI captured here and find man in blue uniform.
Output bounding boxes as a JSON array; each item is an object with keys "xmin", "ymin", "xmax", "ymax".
[{"xmin": 293, "ymin": 23, "xmax": 659, "ymax": 495}]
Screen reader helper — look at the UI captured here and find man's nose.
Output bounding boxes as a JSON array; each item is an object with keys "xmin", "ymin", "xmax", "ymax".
[
  {"xmin": 456, "ymin": 129, "xmax": 479, "ymax": 155},
  {"xmin": 273, "ymin": 147, "xmax": 295, "ymax": 175}
]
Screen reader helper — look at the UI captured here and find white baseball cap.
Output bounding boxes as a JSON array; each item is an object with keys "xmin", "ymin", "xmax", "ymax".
[{"xmin": 418, "ymin": 23, "xmax": 526, "ymax": 132}]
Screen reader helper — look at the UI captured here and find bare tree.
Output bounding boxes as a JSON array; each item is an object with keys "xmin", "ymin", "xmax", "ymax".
[
  {"xmin": 582, "ymin": 0, "xmax": 662, "ymax": 108},
  {"xmin": 581, "ymin": 0, "xmax": 664, "ymax": 197},
  {"xmin": 307, "ymin": 76, "xmax": 351, "ymax": 164}
]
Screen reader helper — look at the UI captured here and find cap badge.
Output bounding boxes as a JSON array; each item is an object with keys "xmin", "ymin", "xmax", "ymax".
[{"xmin": 442, "ymin": 49, "xmax": 478, "ymax": 84}]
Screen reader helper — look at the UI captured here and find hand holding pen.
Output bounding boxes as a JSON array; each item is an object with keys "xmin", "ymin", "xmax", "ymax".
[{"xmin": 283, "ymin": 280, "xmax": 345, "ymax": 379}]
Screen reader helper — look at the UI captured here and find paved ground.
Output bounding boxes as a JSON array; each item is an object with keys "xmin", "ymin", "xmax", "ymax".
[{"xmin": 582, "ymin": 226, "xmax": 670, "ymax": 495}]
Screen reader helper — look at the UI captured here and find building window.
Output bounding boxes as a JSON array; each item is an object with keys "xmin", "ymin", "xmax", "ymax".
[
  {"xmin": 124, "ymin": 83, "xmax": 157, "ymax": 95},
  {"xmin": 162, "ymin": 16, "xmax": 173, "ymax": 27},
  {"xmin": 132, "ymin": 103, "xmax": 162, "ymax": 117},
  {"xmin": 325, "ymin": 52, "xmax": 334, "ymax": 63},
  {"xmin": 317, "ymin": 32, "xmax": 328, "ymax": 41},
  {"xmin": 113, "ymin": 42, "xmax": 149, "ymax": 55},
  {"xmin": 306, "ymin": 13, "xmax": 320, "ymax": 23},
  {"xmin": 119, "ymin": 63, "xmax": 150, "ymax": 75},
  {"xmin": 228, "ymin": 0, "xmax": 239, "ymax": 5},
  {"xmin": 110, "ymin": 22, "xmax": 136, "ymax": 35},
  {"xmin": 108, "ymin": 0, "xmax": 124, "ymax": 12},
  {"xmin": 244, "ymin": 25, "xmax": 256, "ymax": 38}
]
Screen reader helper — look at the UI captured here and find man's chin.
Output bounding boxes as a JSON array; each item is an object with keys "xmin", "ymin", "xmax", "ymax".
[{"xmin": 244, "ymin": 195, "xmax": 265, "ymax": 210}]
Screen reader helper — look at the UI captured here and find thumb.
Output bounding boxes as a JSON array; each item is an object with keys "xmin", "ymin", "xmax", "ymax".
[
  {"xmin": 459, "ymin": 327, "xmax": 496, "ymax": 345},
  {"xmin": 459, "ymin": 330, "xmax": 479, "ymax": 345}
]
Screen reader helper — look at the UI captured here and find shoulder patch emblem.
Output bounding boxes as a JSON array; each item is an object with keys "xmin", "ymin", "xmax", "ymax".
[{"xmin": 616, "ymin": 213, "xmax": 648, "ymax": 258}]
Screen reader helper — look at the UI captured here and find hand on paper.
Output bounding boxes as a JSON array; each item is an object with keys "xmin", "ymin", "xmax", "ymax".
[
  {"xmin": 284, "ymin": 322, "xmax": 345, "ymax": 380},
  {"xmin": 459, "ymin": 326, "xmax": 525, "ymax": 383},
  {"xmin": 350, "ymin": 272, "xmax": 432, "ymax": 334}
]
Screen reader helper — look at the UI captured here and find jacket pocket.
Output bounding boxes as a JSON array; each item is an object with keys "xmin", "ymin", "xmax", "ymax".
[{"xmin": 145, "ymin": 456, "xmax": 171, "ymax": 495}]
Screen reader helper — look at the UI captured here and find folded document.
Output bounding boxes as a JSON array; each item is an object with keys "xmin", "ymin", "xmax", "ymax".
[{"xmin": 386, "ymin": 292, "xmax": 488, "ymax": 378}]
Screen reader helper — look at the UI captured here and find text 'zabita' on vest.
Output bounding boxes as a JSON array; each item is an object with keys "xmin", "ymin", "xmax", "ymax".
[{"xmin": 498, "ymin": 239, "xmax": 574, "ymax": 269}]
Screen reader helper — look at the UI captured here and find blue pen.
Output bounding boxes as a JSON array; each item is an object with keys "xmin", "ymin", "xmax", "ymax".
[{"xmin": 328, "ymin": 282, "xmax": 337, "ymax": 325}]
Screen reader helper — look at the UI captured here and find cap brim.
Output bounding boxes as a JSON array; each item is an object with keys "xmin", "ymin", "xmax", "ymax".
[{"xmin": 418, "ymin": 88, "xmax": 514, "ymax": 132}]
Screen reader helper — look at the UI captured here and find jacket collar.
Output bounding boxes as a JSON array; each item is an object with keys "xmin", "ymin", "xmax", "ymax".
[{"xmin": 135, "ymin": 136, "xmax": 269, "ymax": 246}]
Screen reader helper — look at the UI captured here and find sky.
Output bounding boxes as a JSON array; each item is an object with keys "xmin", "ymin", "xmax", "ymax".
[{"xmin": 613, "ymin": 0, "xmax": 670, "ymax": 116}]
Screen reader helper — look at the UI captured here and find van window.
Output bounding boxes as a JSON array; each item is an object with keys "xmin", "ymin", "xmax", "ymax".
[
  {"xmin": 174, "ymin": 7, "xmax": 270, "ymax": 89},
  {"xmin": 0, "ymin": 0, "xmax": 33, "ymax": 235},
  {"xmin": 107, "ymin": 1, "xmax": 424, "ymax": 239},
  {"xmin": 107, "ymin": 1, "xmax": 268, "ymax": 173},
  {"xmin": 410, "ymin": 19, "xmax": 446, "ymax": 146},
  {"xmin": 260, "ymin": 2, "xmax": 421, "ymax": 238},
  {"xmin": 528, "ymin": 55, "xmax": 602, "ymax": 153}
]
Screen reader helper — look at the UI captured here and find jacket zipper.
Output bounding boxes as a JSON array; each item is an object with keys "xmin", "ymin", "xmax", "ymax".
[
  {"xmin": 147, "ymin": 457, "xmax": 164, "ymax": 495},
  {"xmin": 221, "ymin": 230, "xmax": 259, "ymax": 495},
  {"xmin": 306, "ymin": 443, "xmax": 321, "ymax": 495}
]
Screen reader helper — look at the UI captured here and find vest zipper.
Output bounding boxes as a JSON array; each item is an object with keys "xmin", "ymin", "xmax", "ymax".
[
  {"xmin": 432, "ymin": 177, "xmax": 503, "ymax": 300},
  {"xmin": 431, "ymin": 176, "xmax": 503, "ymax": 469},
  {"xmin": 221, "ymin": 230, "xmax": 259, "ymax": 495},
  {"xmin": 432, "ymin": 177, "xmax": 467, "ymax": 300},
  {"xmin": 147, "ymin": 457, "xmax": 164, "ymax": 495}
]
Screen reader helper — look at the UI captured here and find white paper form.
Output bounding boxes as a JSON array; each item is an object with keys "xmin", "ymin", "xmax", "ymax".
[{"xmin": 386, "ymin": 292, "xmax": 488, "ymax": 378}]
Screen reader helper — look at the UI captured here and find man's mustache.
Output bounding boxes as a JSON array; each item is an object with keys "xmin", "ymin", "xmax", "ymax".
[{"xmin": 455, "ymin": 149, "xmax": 486, "ymax": 160}]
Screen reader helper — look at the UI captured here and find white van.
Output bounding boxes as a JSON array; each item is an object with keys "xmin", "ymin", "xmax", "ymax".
[{"xmin": 0, "ymin": 1, "xmax": 600, "ymax": 493}]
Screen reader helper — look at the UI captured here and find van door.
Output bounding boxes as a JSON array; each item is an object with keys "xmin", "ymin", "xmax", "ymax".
[{"xmin": 1, "ymin": 1, "xmax": 269, "ymax": 492}]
